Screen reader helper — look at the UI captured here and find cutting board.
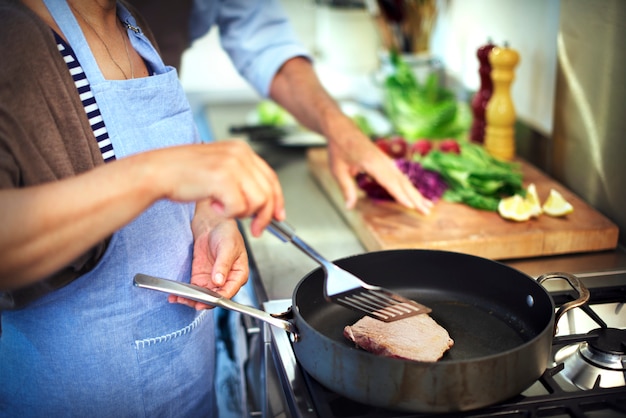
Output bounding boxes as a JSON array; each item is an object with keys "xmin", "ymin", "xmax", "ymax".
[{"xmin": 307, "ymin": 148, "xmax": 619, "ymax": 260}]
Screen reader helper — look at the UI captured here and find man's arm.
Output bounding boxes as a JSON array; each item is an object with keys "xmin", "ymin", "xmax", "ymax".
[{"xmin": 268, "ymin": 57, "xmax": 432, "ymax": 214}]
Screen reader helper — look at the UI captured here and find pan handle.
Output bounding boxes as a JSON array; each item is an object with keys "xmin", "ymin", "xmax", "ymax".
[
  {"xmin": 133, "ymin": 274, "xmax": 299, "ymax": 339},
  {"xmin": 537, "ymin": 272, "xmax": 590, "ymax": 336}
]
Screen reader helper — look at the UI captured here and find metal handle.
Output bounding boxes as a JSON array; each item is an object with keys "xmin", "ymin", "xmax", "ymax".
[
  {"xmin": 266, "ymin": 220, "xmax": 368, "ymax": 298},
  {"xmin": 267, "ymin": 219, "xmax": 296, "ymax": 242},
  {"xmin": 267, "ymin": 220, "xmax": 333, "ymax": 271},
  {"xmin": 133, "ymin": 274, "xmax": 298, "ymax": 337},
  {"xmin": 537, "ymin": 272, "xmax": 590, "ymax": 336}
]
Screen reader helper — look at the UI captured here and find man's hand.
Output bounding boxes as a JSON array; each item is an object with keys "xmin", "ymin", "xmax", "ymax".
[{"xmin": 269, "ymin": 57, "xmax": 432, "ymax": 215}]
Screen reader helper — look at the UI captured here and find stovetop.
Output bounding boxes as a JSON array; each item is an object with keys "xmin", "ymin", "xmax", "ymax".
[{"xmin": 262, "ymin": 281, "xmax": 626, "ymax": 418}]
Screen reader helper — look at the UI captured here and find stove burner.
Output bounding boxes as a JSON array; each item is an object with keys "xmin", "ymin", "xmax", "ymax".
[
  {"xmin": 555, "ymin": 327, "xmax": 626, "ymax": 390},
  {"xmin": 589, "ymin": 327, "xmax": 626, "ymax": 355}
]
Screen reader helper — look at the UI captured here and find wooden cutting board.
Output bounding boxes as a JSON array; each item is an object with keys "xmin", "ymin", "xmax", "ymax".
[{"xmin": 307, "ymin": 147, "xmax": 619, "ymax": 260}]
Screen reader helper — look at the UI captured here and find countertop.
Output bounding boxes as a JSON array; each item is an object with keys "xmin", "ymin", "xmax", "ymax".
[{"xmin": 203, "ymin": 102, "xmax": 626, "ymax": 303}]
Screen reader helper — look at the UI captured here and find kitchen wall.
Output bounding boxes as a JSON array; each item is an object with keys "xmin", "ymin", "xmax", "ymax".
[{"xmin": 430, "ymin": 0, "xmax": 560, "ymax": 136}]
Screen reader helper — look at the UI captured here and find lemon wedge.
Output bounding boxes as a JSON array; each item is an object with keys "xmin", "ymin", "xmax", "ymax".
[
  {"xmin": 525, "ymin": 183, "xmax": 543, "ymax": 218},
  {"xmin": 498, "ymin": 194, "xmax": 534, "ymax": 222},
  {"xmin": 542, "ymin": 189, "xmax": 574, "ymax": 217}
]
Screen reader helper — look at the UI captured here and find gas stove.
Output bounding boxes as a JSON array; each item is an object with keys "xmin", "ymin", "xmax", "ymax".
[{"xmin": 260, "ymin": 279, "xmax": 626, "ymax": 418}]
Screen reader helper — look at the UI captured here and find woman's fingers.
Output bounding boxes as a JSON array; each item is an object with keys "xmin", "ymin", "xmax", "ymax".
[{"xmin": 148, "ymin": 140, "xmax": 285, "ymax": 226}]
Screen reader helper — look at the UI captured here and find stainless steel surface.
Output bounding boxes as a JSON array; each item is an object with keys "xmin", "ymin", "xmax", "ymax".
[
  {"xmin": 133, "ymin": 273, "xmax": 297, "ymax": 335},
  {"xmin": 267, "ymin": 219, "xmax": 431, "ymax": 321},
  {"xmin": 556, "ymin": 330, "xmax": 626, "ymax": 390},
  {"xmin": 551, "ymin": 0, "xmax": 626, "ymax": 245},
  {"xmin": 264, "ymin": 300, "xmax": 318, "ymax": 418}
]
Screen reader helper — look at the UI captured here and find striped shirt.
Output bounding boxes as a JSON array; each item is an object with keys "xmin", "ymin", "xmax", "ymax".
[{"xmin": 54, "ymin": 32, "xmax": 116, "ymax": 162}]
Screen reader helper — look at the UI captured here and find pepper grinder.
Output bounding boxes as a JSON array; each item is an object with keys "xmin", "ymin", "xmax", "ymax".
[
  {"xmin": 484, "ymin": 44, "xmax": 520, "ymax": 160},
  {"xmin": 470, "ymin": 40, "xmax": 496, "ymax": 143}
]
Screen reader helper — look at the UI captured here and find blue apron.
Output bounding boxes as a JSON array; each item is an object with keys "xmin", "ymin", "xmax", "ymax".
[{"xmin": 0, "ymin": 1, "xmax": 216, "ymax": 416}]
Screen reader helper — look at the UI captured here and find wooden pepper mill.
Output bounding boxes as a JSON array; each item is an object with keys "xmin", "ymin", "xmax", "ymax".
[
  {"xmin": 470, "ymin": 40, "xmax": 496, "ymax": 144},
  {"xmin": 484, "ymin": 44, "xmax": 520, "ymax": 160}
]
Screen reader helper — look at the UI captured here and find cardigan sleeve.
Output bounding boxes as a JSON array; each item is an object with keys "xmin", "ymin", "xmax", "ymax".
[
  {"xmin": 0, "ymin": 2, "xmax": 105, "ymax": 188},
  {"xmin": 0, "ymin": 2, "xmax": 109, "ymax": 309}
]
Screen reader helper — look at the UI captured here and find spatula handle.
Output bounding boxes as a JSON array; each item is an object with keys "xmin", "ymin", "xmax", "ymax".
[{"xmin": 267, "ymin": 220, "xmax": 331, "ymax": 270}]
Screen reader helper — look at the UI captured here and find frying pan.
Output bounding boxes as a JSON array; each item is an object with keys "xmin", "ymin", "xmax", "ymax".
[
  {"xmin": 135, "ymin": 249, "xmax": 588, "ymax": 413},
  {"xmin": 286, "ymin": 249, "xmax": 588, "ymax": 413}
]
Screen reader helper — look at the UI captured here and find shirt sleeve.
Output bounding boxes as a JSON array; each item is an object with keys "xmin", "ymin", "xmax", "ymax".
[{"xmin": 190, "ymin": 0, "xmax": 313, "ymax": 98}]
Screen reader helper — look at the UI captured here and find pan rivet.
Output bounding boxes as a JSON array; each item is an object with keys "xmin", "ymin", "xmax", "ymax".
[{"xmin": 526, "ymin": 295, "xmax": 534, "ymax": 307}]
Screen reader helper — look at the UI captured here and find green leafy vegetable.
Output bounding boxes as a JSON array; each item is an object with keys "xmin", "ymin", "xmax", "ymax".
[
  {"xmin": 419, "ymin": 141, "xmax": 523, "ymax": 211},
  {"xmin": 382, "ymin": 52, "xmax": 471, "ymax": 141}
]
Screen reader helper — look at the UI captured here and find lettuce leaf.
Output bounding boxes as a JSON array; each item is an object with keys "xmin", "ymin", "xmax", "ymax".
[{"xmin": 382, "ymin": 52, "xmax": 471, "ymax": 141}]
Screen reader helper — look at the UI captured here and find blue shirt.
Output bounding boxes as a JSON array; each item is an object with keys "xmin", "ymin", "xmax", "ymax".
[{"xmin": 188, "ymin": 0, "xmax": 312, "ymax": 97}]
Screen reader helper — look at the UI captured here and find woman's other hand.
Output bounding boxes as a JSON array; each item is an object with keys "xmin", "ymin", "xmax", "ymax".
[{"xmin": 168, "ymin": 202, "xmax": 248, "ymax": 309}]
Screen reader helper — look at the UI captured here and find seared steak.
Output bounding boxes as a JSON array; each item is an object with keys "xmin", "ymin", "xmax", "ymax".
[{"xmin": 343, "ymin": 314, "xmax": 454, "ymax": 362}]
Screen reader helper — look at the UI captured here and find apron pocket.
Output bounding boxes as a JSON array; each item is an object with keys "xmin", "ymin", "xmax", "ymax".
[{"xmin": 133, "ymin": 309, "xmax": 216, "ymax": 416}]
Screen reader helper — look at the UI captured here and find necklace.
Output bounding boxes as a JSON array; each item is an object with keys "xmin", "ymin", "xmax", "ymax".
[
  {"xmin": 70, "ymin": 3, "xmax": 134, "ymax": 79},
  {"xmin": 119, "ymin": 24, "xmax": 134, "ymax": 79}
]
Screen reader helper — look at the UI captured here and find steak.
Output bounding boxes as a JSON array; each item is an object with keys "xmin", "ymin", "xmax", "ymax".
[{"xmin": 343, "ymin": 314, "xmax": 454, "ymax": 362}]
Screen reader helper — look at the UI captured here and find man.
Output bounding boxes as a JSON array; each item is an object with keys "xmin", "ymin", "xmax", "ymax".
[{"xmin": 130, "ymin": 0, "xmax": 433, "ymax": 214}]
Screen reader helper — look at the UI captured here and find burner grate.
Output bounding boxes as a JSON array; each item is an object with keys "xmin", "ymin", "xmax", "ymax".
[{"xmin": 302, "ymin": 362, "xmax": 626, "ymax": 418}]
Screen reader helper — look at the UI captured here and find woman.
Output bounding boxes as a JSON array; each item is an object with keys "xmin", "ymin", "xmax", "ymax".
[{"xmin": 0, "ymin": 0, "xmax": 283, "ymax": 415}]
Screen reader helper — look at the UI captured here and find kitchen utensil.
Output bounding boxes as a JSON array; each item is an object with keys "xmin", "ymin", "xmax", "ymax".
[
  {"xmin": 229, "ymin": 124, "xmax": 326, "ymax": 147},
  {"xmin": 133, "ymin": 249, "xmax": 588, "ymax": 412},
  {"xmin": 267, "ymin": 219, "xmax": 431, "ymax": 322},
  {"xmin": 376, "ymin": 0, "xmax": 408, "ymax": 52},
  {"xmin": 375, "ymin": 0, "xmax": 437, "ymax": 54},
  {"xmin": 133, "ymin": 273, "xmax": 297, "ymax": 335},
  {"xmin": 288, "ymin": 250, "xmax": 588, "ymax": 412}
]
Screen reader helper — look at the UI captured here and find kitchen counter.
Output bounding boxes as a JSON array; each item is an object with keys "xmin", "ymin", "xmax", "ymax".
[{"xmin": 203, "ymin": 102, "xmax": 626, "ymax": 303}]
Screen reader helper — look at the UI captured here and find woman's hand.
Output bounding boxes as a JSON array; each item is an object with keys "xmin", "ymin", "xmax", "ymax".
[
  {"xmin": 168, "ymin": 202, "xmax": 248, "ymax": 309},
  {"xmin": 0, "ymin": 139, "xmax": 281, "ymax": 289},
  {"xmin": 143, "ymin": 139, "xmax": 285, "ymax": 236}
]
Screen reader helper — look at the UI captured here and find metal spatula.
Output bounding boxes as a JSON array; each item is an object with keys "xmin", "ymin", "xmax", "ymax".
[{"xmin": 267, "ymin": 220, "xmax": 431, "ymax": 322}]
